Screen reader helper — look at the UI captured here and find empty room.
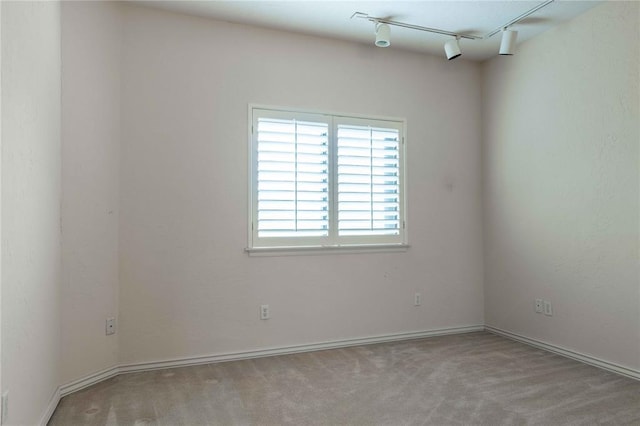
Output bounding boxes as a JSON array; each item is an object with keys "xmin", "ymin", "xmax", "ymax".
[{"xmin": 1, "ymin": 0, "xmax": 639, "ymax": 424}]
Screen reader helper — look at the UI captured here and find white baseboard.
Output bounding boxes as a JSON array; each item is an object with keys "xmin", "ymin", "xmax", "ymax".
[
  {"xmin": 118, "ymin": 325, "xmax": 484, "ymax": 374},
  {"xmin": 59, "ymin": 324, "xmax": 483, "ymax": 398},
  {"xmin": 59, "ymin": 365, "xmax": 120, "ymax": 397},
  {"xmin": 38, "ymin": 387, "xmax": 60, "ymax": 426},
  {"xmin": 485, "ymin": 325, "xmax": 640, "ymax": 381}
]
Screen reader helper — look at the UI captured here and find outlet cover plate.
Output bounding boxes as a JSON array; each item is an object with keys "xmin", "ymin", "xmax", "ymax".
[
  {"xmin": 535, "ymin": 299, "xmax": 543, "ymax": 313},
  {"xmin": 106, "ymin": 317, "xmax": 116, "ymax": 335},
  {"xmin": 260, "ymin": 304, "xmax": 270, "ymax": 320}
]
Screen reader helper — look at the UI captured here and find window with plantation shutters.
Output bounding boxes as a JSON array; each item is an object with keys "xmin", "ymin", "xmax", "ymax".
[{"xmin": 249, "ymin": 106, "xmax": 406, "ymax": 252}]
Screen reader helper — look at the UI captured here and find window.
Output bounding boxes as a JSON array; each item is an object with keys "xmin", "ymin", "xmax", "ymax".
[{"xmin": 248, "ymin": 106, "xmax": 406, "ymax": 252}]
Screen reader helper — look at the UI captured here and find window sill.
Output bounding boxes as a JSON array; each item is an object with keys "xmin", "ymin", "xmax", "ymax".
[{"xmin": 244, "ymin": 244, "xmax": 410, "ymax": 257}]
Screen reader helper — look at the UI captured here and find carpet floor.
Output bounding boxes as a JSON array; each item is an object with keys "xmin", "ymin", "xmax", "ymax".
[{"xmin": 49, "ymin": 331, "xmax": 640, "ymax": 425}]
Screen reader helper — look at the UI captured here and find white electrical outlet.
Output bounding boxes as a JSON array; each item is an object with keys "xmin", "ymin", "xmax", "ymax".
[
  {"xmin": 535, "ymin": 299, "xmax": 543, "ymax": 313},
  {"xmin": 106, "ymin": 317, "xmax": 116, "ymax": 335},
  {"xmin": 414, "ymin": 293, "xmax": 421, "ymax": 306},
  {"xmin": 543, "ymin": 300, "xmax": 553, "ymax": 316},
  {"xmin": 2, "ymin": 391, "xmax": 8, "ymax": 424},
  {"xmin": 260, "ymin": 304, "xmax": 270, "ymax": 320}
]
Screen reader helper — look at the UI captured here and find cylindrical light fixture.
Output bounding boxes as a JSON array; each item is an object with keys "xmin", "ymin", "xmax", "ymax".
[
  {"xmin": 499, "ymin": 29, "xmax": 518, "ymax": 55},
  {"xmin": 375, "ymin": 23, "xmax": 391, "ymax": 47},
  {"xmin": 444, "ymin": 37, "xmax": 461, "ymax": 60}
]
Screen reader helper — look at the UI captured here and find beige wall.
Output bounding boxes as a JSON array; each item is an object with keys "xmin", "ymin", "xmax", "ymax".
[
  {"xmin": 482, "ymin": 1, "xmax": 639, "ymax": 370},
  {"xmin": 10, "ymin": 1, "xmax": 639, "ymax": 422},
  {"xmin": 1, "ymin": 2, "xmax": 62, "ymax": 424},
  {"xmin": 61, "ymin": 1, "xmax": 122, "ymax": 384},
  {"xmin": 117, "ymin": 5, "xmax": 484, "ymax": 364}
]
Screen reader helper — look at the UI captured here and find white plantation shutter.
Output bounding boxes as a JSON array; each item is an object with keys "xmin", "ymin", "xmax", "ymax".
[
  {"xmin": 250, "ymin": 107, "xmax": 405, "ymax": 250},
  {"xmin": 255, "ymin": 112, "xmax": 330, "ymax": 242},
  {"xmin": 336, "ymin": 122, "xmax": 401, "ymax": 238}
]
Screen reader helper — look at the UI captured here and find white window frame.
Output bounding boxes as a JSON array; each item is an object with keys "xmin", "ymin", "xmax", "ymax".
[{"xmin": 247, "ymin": 105, "xmax": 408, "ymax": 255}]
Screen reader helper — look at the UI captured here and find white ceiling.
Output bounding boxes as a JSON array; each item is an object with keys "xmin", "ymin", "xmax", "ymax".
[{"xmin": 138, "ymin": 0, "xmax": 602, "ymax": 61}]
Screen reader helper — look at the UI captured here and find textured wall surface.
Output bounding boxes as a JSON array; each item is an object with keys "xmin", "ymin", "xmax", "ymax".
[
  {"xmin": 1, "ymin": 2, "xmax": 62, "ymax": 424},
  {"xmin": 16, "ymin": 4, "xmax": 637, "ymax": 425},
  {"xmin": 118, "ymin": 5, "xmax": 484, "ymax": 364},
  {"xmin": 61, "ymin": 1, "xmax": 122, "ymax": 385},
  {"xmin": 482, "ymin": 1, "xmax": 639, "ymax": 370}
]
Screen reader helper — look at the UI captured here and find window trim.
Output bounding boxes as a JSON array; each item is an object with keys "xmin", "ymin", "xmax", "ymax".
[{"xmin": 247, "ymin": 104, "xmax": 408, "ymax": 254}]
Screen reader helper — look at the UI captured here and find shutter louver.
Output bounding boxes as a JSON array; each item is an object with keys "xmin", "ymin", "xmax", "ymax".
[
  {"xmin": 256, "ymin": 117, "xmax": 330, "ymax": 238},
  {"xmin": 337, "ymin": 124, "xmax": 400, "ymax": 237}
]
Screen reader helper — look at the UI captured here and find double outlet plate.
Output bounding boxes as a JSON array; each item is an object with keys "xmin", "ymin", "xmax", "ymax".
[{"xmin": 535, "ymin": 299, "xmax": 553, "ymax": 316}]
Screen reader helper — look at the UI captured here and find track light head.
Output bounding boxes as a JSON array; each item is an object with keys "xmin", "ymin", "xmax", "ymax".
[
  {"xmin": 444, "ymin": 37, "xmax": 461, "ymax": 60},
  {"xmin": 499, "ymin": 29, "xmax": 518, "ymax": 55},
  {"xmin": 375, "ymin": 23, "xmax": 391, "ymax": 47}
]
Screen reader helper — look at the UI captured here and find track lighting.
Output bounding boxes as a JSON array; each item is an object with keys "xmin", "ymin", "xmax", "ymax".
[
  {"xmin": 375, "ymin": 23, "xmax": 391, "ymax": 47},
  {"xmin": 352, "ymin": 0, "xmax": 555, "ymax": 60},
  {"xmin": 444, "ymin": 37, "xmax": 462, "ymax": 60},
  {"xmin": 499, "ymin": 29, "xmax": 518, "ymax": 55}
]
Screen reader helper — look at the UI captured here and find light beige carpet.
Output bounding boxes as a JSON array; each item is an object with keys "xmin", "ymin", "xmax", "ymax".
[{"xmin": 49, "ymin": 332, "xmax": 640, "ymax": 425}]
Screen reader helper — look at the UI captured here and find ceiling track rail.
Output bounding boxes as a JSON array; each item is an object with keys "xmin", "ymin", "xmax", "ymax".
[{"xmin": 351, "ymin": 0, "xmax": 555, "ymax": 41}]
